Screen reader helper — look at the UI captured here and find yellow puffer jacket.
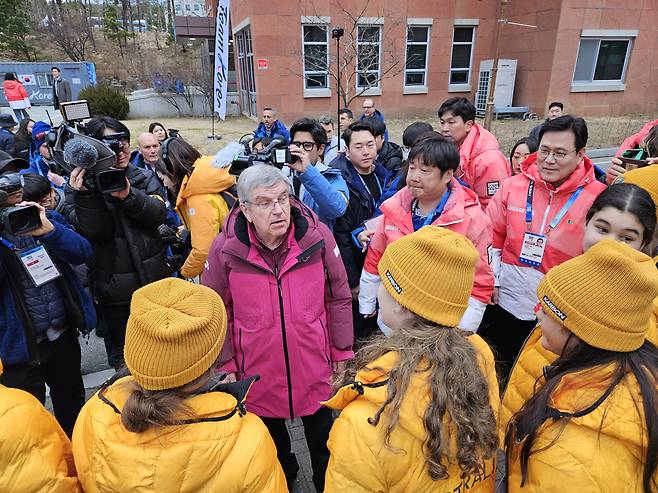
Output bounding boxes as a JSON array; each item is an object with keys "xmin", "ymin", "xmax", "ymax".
[
  {"xmin": 72, "ymin": 375, "xmax": 286, "ymax": 493},
  {"xmin": 0, "ymin": 360, "xmax": 81, "ymax": 493},
  {"xmin": 507, "ymin": 363, "xmax": 655, "ymax": 492},
  {"xmin": 176, "ymin": 155, "xmax": 235, "ymax": 279},
  {"xmin": 323, "ymin": 334, "xmax": 500, "ymax": 493},
  {"xmin": 500, "ymin": 299, "xmax": 658, "ymax": 440}
]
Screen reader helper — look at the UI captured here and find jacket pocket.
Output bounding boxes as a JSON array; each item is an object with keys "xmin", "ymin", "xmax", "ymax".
[{"xmin": 237, "ymin": 326, "xmax": 246, "ymax": 375}]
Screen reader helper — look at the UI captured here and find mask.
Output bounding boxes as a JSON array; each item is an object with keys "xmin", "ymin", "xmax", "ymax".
[{"xmin": 377, "ymin": 311, "xmax": 394, "ymax": 337}]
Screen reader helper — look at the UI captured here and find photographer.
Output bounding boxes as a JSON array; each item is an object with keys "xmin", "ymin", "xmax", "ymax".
[
  {"xmin": 284, "ymin": 117, "xmax": 348, "ymax": 230},
  {"xmin": 0, "ymin": 172, "xmax": 94, "ymax": 437},
  {"xmin": 65, "ymin": 116, "xmax": 170, "ymax": 370}
]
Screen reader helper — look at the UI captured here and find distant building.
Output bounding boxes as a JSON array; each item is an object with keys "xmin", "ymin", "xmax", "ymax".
[
  {"xmin": 174, "ymin": 0, "xmax": 207, "ymax": 18},
  {"xmin": 201, "ymin": 0, "xmax": 658, "ymax": 122}
]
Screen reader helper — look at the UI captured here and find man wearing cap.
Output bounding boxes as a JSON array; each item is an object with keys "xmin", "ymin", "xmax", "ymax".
[
  {"xmin": 0, "ymin": 149, "xmax": 29, "ymax": 175},
  {"xmin": 0, "ymin": 114, "xmax": 17, "ymax": 156},
  {"xmin": 0, "ymin": 173, "xmax": 95, "ymax": 437}
]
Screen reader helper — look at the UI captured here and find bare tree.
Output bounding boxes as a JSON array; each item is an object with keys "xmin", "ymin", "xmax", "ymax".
[
  {"xmin": 33, "ymin": 0, "xmax": 95, "ymax": 61},
  {"xmin": 295, "ymin": 0, "xmax": 405, "ymax": 107}
]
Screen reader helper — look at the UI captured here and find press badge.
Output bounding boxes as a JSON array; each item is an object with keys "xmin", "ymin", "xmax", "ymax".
[
  {"xmin": 19, "ymin": 245, "xmax": 61, "ymax": 287},
  {"xmin": 519, "ymin": 232, "xmax": 546, "ymax": 267}
]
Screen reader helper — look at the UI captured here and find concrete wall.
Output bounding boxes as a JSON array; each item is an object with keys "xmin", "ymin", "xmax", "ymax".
[{"xmin": 127, "ymin": 88, "xmax": 241, "ymax": 118}]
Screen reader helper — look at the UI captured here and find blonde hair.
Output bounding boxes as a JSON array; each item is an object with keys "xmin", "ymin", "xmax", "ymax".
[{"xmin": 340, "ymin": 318, "xmax": 498, "ymax": 480}]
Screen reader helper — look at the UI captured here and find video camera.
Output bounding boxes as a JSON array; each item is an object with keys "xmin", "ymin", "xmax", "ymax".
[
  {"xmin": 0, "ymin": 174, "xmax": 41, "ymax": 235},
  {"xmin": 229, "ymin": 135, "xmax": 291, "ymax": 176},
  {"xmin": 46, "ymin": 100, "xmax": 127, "ymax": 194}
]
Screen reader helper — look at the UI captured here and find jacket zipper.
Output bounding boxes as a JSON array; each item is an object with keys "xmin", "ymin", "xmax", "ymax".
[
  {"xmin": 238, "ymin": 326, "xmax": 245, "ymax": 375},
  {"xmin": 324, "ymin": 266, "xmax": 333, "ymax": 298},
  {"xmin": 274, "ymin": 265, "xmax": 295, "ymax": 419},
  {"xmin": 319, "ymin": 318, "xmax": 331, "ymax": 365}
]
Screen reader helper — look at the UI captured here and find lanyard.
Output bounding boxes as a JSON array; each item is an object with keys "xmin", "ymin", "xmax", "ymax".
[
  {"xmin": 525, "ymin": 180, "xmax": 583, "ymax": 232},
  {"xmin": 415, "ymin": 186, "xmax": 452, "ymax": 227},
  {"xmin": 357, "ymin": 171, "xmax": 382, "ymax": 206},
  {"xmin": 0, "ymin": 236, "xmax": 18, "ymax": 251}
]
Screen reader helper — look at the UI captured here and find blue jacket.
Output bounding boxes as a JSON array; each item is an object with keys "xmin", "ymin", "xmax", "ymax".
[
  {"xmin": 21, "ymin": 154, "xmax": 50, "ymax": 178},
  {"xmin": 254, "ymin": 120, "xmax": 290, "ymax": 142},
  {"xmin": 359, "ymin": 109, "xmax": 389, "ymax": 142},
  {"xmin": 0, "ymin": 128, "xmax": 15, "ymax": 156},
  {"xmin": 285, "ymin": 161, "xmax": 349, "ymax": 230},
  {"xmin": 0, "ymin": 211, "xmax": 96, "ymax": 366}
]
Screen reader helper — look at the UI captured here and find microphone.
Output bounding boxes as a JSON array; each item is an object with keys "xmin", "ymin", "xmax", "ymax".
[{"xmin": 64, "ymin": 137, "xmax": 98, "ymax": 170}]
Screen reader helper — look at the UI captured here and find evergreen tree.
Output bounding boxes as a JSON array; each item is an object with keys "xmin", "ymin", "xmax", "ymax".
[{"xmin": 0, "ymin": 0, "xmax": 35, "ymax": 61}]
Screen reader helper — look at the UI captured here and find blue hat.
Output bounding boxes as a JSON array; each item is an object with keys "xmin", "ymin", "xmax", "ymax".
[{"xmin": 32, "ymin": 121, "xmax": 52, "ymax": 149}]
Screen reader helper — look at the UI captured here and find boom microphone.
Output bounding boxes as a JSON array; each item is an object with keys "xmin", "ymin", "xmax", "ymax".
[{"xmin": 63, "ymin": 138, "xmax": 98, "ymax": 169}]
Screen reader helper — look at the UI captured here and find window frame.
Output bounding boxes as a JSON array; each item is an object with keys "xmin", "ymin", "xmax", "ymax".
[
  {"xmin": 448, "ymin": 25, "xmax": 476, "ymax": 92},
  {"xmin": 403, "ymin": 24, "xmax": 431, "ymax": 93},
  {"xmin": 301, "ymin": 17, "xmax": 331, "ymax": 98},
  {"xmin": 356, "ymin": 24, "xmax": 382, "ymax": 93},
  {"xmin": 571, "ymin": 36, "xmax": 633, "ymax": 92}
]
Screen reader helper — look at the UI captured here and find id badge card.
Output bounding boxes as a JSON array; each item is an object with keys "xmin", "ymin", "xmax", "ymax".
[
  {"xmin": 519, "ymin": 232, "xmax": 546, "ymax": 267},
  {"xmin": 19, "ymin": 245, "xmax": 61, "ymax": 287}
]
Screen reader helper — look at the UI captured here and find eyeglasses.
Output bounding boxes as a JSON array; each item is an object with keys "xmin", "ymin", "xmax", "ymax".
[
  {"xmin": 291, "ymin": 141, "xmax": 317, "ymax": 151},
  {"xmin": 362, "ymin": 105, "xmax": 373, "ymax": 109},
  {"xmin": 246, "ymin": 192, "xmax": 290, "ymax": 211},
  {"xmin": 537, "ymin": 147, "xmax": 576, "ymax": 161}
]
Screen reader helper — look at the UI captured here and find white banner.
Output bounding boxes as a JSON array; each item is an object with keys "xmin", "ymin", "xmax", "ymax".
[{"xmin": 213, "ymin": 0, "xmax": 231, "ymax": 119}]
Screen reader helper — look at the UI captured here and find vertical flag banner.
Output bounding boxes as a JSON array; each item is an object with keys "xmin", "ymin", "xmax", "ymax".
[{"xmin": 214, "ymin": 0, "xmax": 231, "ymax": 119}]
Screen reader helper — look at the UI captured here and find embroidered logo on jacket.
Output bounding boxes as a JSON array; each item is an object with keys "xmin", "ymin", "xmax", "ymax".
[
  {"xmin": 542, "ymin": 295, "xmax": 567, "ymax": 321},
  {"xmin": 385, "ymin": 271, "xmax": 402, "ymax": 294}
]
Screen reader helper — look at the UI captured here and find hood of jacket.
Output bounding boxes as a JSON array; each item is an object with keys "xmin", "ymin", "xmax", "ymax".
[
  {"xmin": 3, "ymin": 80, "xmax": 22, "ymax": 92},
  {"xmin": 459, "ymin": 123, "xmax": 501, "ymax": 162},
  {"xmin": 380, "ymin": 178, "xmax": 480, "ymax": 231},
  {"xmin": 520, "ymin": 152, "xmax": 598, "ymax": 193},
  {"xmin": 176, "ymin": 155, "xmax": 235, "ymax": 204}
]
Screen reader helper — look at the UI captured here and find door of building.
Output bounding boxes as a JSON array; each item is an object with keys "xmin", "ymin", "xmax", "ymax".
[{"xmin": 235, "ymin": 26, "xmax": 257, "ymax": 117}]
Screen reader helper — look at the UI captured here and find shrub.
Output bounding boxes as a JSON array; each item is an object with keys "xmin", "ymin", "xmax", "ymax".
[{"xmin": 78, "ymin": 84, "xmax": 130, "ymax": 119}]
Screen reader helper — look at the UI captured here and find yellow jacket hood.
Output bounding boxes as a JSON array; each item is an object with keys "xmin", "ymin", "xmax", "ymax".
[{"xmin": 176, "ymin": 155, "xmax": 235, "ymax": 203}]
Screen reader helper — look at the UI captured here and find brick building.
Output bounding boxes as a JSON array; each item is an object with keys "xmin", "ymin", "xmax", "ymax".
[{"xmin": 204, "ymin": 0, "xmax": 658, "ymax": 121}]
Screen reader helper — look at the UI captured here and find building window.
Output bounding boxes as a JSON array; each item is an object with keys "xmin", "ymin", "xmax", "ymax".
[
  {"xmin": 357, "ymin": 25, "xmax": 381, "ymax": 89},
  {"xmin": 573, "ymin": 38, "xmax": 632, "ymax": 83},
  {"xmin": 36, "ymin": 73, "xmax": 53, "ymax": 88},
  {"xmin": 194, "ymin": 4, "xmax": 200, "ymax": 10},
  {"xmin": 449, "ymin": 26, "xmax": 475, "ymax": 85},
  {"xmin": 404, "ymin": 25, "xmax": 430, "ymax": 87},
  {"xmin": 302, "ymin": 24, "xmax": 329, "ymax": 89}
]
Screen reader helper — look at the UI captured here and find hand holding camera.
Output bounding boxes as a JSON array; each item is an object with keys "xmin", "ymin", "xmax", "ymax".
[
  {"xmin": 109, "ymin": 178, "xmax": 131, "ymax": 200},
  {"xmin": 15, "ymin": 201, "xmax": 53, "ymax": 237},
  {"xmin": 288, "ymin": 143, "xmax": 312, "ymax": 173}
]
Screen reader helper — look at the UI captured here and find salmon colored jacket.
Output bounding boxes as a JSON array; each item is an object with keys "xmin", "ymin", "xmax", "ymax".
[
  {"xmin": 323, "ymin": 334, "xmax": 500, "ymax": 493},
  {"xmin": 2, "ymin": 80, "xmax": 29, "ymax": 102},
  {"xmin": 359, "ymin": 180, "xmax": 494, "ymax": 331},
  {"xmin": 456, "ymin": 122, "xmax": 511, "ymax": 209},
  {"xmin": 0, "ymin": 360, "xmax": 81, "ymax": 493},
  {"xmin": 176, "ymin": 155, "xmax": 235, "ymax": 279},
  {"xmin": 486, "ymin": 154, "xmax": 606, "ymax": 320}
]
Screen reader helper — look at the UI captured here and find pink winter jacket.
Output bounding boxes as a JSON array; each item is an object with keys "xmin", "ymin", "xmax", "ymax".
[
  {"xmin": 615, "ymin": 119, "xmax": 658, "ymax": 157},
  {"xmin": 2, "ymin": 80, "xmax": 28, "ymax": 103},
  {"xmin": 486, "ymin": 153, "xmax": 606, "ymax": 321},
  {"xmin": 202, "ymin": 200, "xmax": 354, "ymax": 419},
  {"xmin": 359, "ymin": 180, "xmax": 494, "ymax": 331},
  {"xmin": 457, "ymin": 122, "xmax": 511, "ymax": 210}
]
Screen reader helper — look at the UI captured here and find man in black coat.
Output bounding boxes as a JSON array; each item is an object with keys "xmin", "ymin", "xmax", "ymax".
[
  {"xmin": 51, "ymin": 67, "xmax": 72, "ymax": 111},
  {"xmin": 65, "ymin": 117, "xmax": 170, "ymax": 369}
]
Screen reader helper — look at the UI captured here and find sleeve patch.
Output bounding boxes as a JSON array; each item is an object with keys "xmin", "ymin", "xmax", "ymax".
[{"xmin": 486, "ymin": 181, "xmax": 500, "ymax": 196}]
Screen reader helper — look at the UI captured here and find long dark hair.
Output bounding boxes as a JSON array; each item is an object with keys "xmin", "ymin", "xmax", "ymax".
[
  {"xmin": 509, "ymin": 137, "xmax": 538, "ymax": 164},
  {"xmin": 4, "ymin": 73, "xmax": 17, "ymax": 82},
  {"xmin": 506, "ymin": 337, "xmax": 658, "ymax": 492},
  {"xmin": 586, "ymin": 183, "xmax": 656, "ymax": 248},
  {"xmin": 161, "ymin": 138, "xmax": 200, "ymax": 195},
  {"xmin": 148, "ymin": 121, "xmax": 168, "ymax": 139},
  {"xmin": 14, "ymin": 118, "xmax": 34, "ymax": 151}
]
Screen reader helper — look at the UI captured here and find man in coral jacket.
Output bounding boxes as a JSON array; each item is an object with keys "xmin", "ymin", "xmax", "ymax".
[
  {"xmin": 438, "ymin": 97, "xmax": 510, "ymax": 209},
  {"xmin": 358, "ymin": 136, "xmax": 494, "ymax": 332}
]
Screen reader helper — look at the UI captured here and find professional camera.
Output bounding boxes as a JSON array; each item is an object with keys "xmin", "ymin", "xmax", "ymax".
[
  {"xmin": 229, "ymin": 135, "xmax": 291, "ymax": 176},
  {"xmin": 0, "ymin": 174, "xmax": 41, "ymax": 235},
  {"xmin": 46, "ymin": 100, "xmax": 127, "ymax": 194}
]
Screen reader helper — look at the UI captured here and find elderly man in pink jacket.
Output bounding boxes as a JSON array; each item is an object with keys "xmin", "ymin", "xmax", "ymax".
[{"xmin": 203, "ymin": 164, "xmax": 353, "ymax": 493}]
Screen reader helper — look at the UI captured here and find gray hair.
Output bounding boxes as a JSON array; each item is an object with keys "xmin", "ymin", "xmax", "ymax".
[
  {"xmin": 236, "ymin": 164, "xmax": 288, "ymax": 203},
  {"xmin": 319, "ymin": 114, "xmax": 334, "ymax": 126}
]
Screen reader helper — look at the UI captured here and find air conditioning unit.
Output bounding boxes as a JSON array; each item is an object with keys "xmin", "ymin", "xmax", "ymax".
[{"xmin": 475, "ymin": 59, "xmax": 518, "ymax": 117}]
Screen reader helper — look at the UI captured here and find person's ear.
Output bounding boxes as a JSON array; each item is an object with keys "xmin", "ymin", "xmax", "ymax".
[
  {"xmin": 465, "ymin": 120, "xmax": 474, "ymax": 132},
  {"xmin": 318, "ymin": 143, "xmax": 326, "ymax": 155},
  {"xmin": 442, "ymin": 168, "xmax": 454, "ymax": 185},
  {"xmin": 240, "ymin": 203, "xmax": 252, "ymax": 223}
]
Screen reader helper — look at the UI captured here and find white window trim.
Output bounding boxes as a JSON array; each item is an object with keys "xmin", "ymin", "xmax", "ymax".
[
  {"xmin": 571, "ymin": 36, "xmax": 633, "ymax": 92},
  {"xmin": 449, "ymin": 25, "xmax": 476, "ymax": 87},
  {"xmin": 448, "ymin": 83, "xmax": 472, "ymax": 93},
  {"xmin": 301, "ymin": 15, "xmax": 330, "ymax": 24},
  {"xmin": 302, "ymin": 23, "xmax": 331, "ymax": 92},
  {"xmin": 581, "ymin": 29, "xmax": 638, "ymax": 38},
  {"xmin": 454, "ymin": 18, "xmax": 479, "ymax": 26},
  {"xmin": 356, "ymin": 24, "xmax": 382, "ymax": 91},
  {"xmin": 232, "ymin": 17, "xmax": 250, "ymax": 35},
  {"xmin": 357, "ymin": 17, "xmax": 384, "ymax": 25},
  {"xmin": 408, "ymin": 18, "xmax": 433, "ymax": 26},
  {"xmin": 403, "ymin": 24, "xmax": 431, "ymax": 91}
]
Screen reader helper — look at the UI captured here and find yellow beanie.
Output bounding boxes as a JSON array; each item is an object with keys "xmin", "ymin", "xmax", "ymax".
[
  {"xmin": 378, "ymin": 226, "xmax": 479, "ymax": 327},
  {"xmin": 537, "ymin": 239, "xmax": 658, "ymax": 352},
  {"xmin": 125, "ymin": 278, "xmax": 227, "ymax": 390},
  {"xmin": 621, "ymin": 166, "xmax": 658, "ymax": 220}
]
